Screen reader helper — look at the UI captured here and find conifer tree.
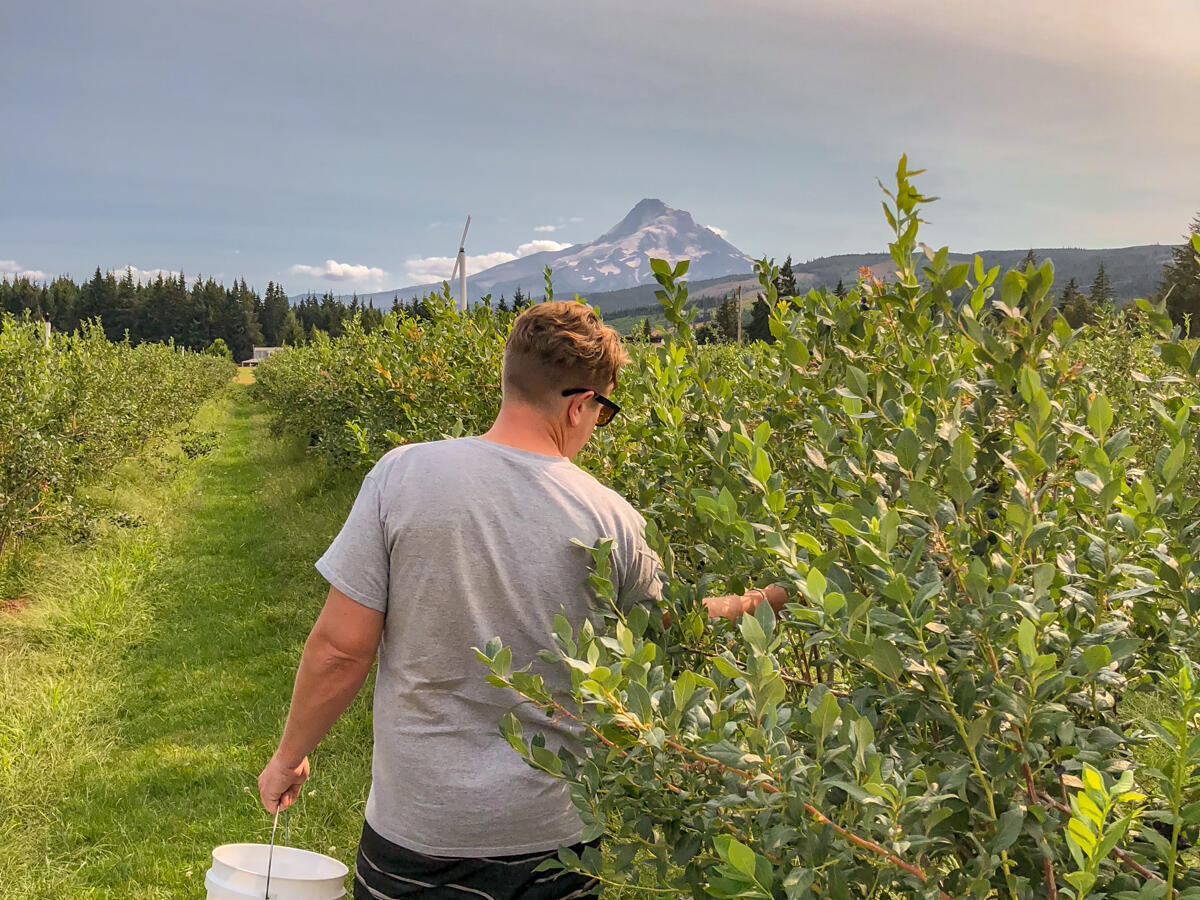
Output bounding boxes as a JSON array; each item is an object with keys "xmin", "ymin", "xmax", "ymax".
[
  {"xmin": 773, "ymin": 256, "xmax": 797, "ymax": 298},
  {"xmin": 1161, "ymin": 215, "xmax": 1200, "ymax": 335},
  {"xmin": 714, "ymin": 293, "xmax": 740, "ymax": 342},
  {"xmin": 1058, "ymin": 277, "xmax": 1097, "ymax": 328},
  {"xmin": 745, "ymin": 294, "xmax": 773, "ymax": 343},
  {"xmin": 1022, "ymin": 249, "xmax": 1038, "ymax": 270},
  {"xmin": 320, "ymin": 291, "xmax": 344, "ymax": 338},
  {"xmin": 1088, "ymin": 263, "xmax": 1115, "ymax": 307},
  {"xmin": 279, "ymin": 309, "xmax": 305, "ymax": 345},
  {"xmin": 833, "ymin": 279, "xmax": 846, "ymax": 299},
  {"xmin": 261, "ymin": 281, "xmax": 290, "ymax": 345}
]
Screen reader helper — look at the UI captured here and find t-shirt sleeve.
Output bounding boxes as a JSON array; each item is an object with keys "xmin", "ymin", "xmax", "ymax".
[
  {"xmin": 315, "ymin": 473, "xmax": 390, "ymax": 613},
  {"xmin": 616, "ymin": 515, "xmax": 664, "ymax": 612}
]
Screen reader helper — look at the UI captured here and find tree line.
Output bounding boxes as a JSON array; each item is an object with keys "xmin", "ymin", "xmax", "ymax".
[
  {"xmin": 0, "ymin": 268, "xmax": 548, "ymax": 361},
  {"xmin": 0, "ymin": 269, "xmax": 300, "ymax": 361}
]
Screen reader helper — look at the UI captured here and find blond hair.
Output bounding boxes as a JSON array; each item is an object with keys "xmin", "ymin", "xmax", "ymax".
[{"xmin": 503, "ymin": 301, "xmax": 629, "ymax": 407}]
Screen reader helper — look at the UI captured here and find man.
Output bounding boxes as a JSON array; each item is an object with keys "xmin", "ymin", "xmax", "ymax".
[{"xmin": 258, "ymin": 301, "xmax": 786, "ymax": 899}]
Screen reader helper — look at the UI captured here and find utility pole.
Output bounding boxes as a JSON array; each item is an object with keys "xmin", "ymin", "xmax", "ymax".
[{"xmin": 736, "ymin": 286, "xmax": 743, "ymax": 345}]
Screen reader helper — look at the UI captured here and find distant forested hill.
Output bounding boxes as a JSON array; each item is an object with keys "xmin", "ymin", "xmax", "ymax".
[{"xmin": 583, "ymin": 244, "xmax": 1176, "ymax": 316}]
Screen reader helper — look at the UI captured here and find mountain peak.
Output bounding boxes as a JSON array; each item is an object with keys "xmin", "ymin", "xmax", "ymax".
[
  {"xmin": 630, "ymin": 198, "xmax": 668, "ymax": 215},
  {"xmin": 604, "ymin": 198, "xmax": 684, "ymax": 239}
]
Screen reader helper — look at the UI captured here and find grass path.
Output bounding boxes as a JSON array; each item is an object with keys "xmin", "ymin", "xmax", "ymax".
[{"xmin": 0, "ymin": 384, "xmax": 371, "ymax": 898}]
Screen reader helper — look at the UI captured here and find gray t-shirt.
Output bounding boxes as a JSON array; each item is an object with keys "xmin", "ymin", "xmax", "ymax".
[{"xmin": 315, "ymin": 436, "xmax": 661, "ymax": 857}]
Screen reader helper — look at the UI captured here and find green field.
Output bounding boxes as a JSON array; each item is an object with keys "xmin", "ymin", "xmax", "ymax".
[{"xmin": 0, "ymin": 386, "xmax": 372, "ymax": 898}]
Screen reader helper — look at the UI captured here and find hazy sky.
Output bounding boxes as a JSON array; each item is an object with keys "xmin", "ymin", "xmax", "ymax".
[{"xmin": 2, "ymin": 0, "xmax": 1198, "ymax": 294}]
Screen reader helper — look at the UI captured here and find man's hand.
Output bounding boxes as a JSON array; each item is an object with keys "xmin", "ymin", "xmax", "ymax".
[
  {"xmin": 703, "ymin": 584, "xmax": 789, "ymax": 622},
  {"xmin": 258, "ymin": 754, "xmax": 311, "ymax": 813}
]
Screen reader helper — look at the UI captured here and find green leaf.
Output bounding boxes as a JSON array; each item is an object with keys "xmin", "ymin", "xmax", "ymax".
[
  {"xmin": 944, "ymin": 262, "xmax": 970, "ymax": 290},
  {"xmin": 1160, "ymin": 341, "xmax": 1192, "ymax": 372},
  {"xmin": 1018, "ymin": 619, "xmax": 1036, "ymax": 660},
  {"xmin": 1067, "ymin": 817, "xmax": 1097, "ymax": 854},
  {"xmin": 880, "ymin": 508, "xmax": 900, "ymax": 552},
  {"xmin": 908, "ymin": 480, "xmax": 938, "ymax": 516},
  {"xmin": 491, "ymin": 645, "xmax": 512, "ymax": 676},
  {"xmin": 870, "ymin": 638, "xmax": 904, "ymax": 681},
  {"xmin": 991, "ymin": 806, "xmax": 1025, "ymax": 853},
  {"xmin": 673, "ymin": 670, "xmax": 697, "ymax": 712},
  {"xmin": 1065, "ymin": 871, "xmax": 1096, "ymax": 897},
  {"xmin": 846, "ymin": 365, "xmax": 869, "ymax": 399},
  {"xmin": 1000, "ymin": 270, "xmax": 1025, "ymax": 308},
  {"xmin": 966, "ymin": 713, "xmax": 990, "ymax": 751},
  {"xmin": 1095, "ymin": 812, "xmax": 1135, "ymax": 862},
  {"xmin": 740, "ymin": 612, "xmax": 768, "ymax": 653},
  {"xmin": 713, "ymin": 655, "xmax": 745, "ymax": 680},
  {"xmin": 722, "ymin": 836, "xmax": 759, "ymax": 879},
  {"xmin": 1162, "ymin": 440, "xmax": 1186, "ymax": 483},
  {"xmin": 1087, "ymin": 393, "xmax": 1113, "ymax": 440},
  {"xmin": 1081, "ymin": 644, "xmax": 1111, "ymax": 673},
  {"xmin": 816, "ymin": 691, "xmax": 841, "ymax": 745},
  {"xmin": 895, "ymin": 427, "xmax": 921, "ymax": 471},
  {"xmin": 852, "ymin": 715, "xmax": 875, "ymax": 761},
  {"xmin": 805, "ymin": 567, "xmax": 827, "ymax": 602}
]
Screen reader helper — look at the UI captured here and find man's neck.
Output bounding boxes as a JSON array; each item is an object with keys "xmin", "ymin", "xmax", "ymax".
[{"xmin": 480, "ymin": 405, "xmax": 567, "ymax": 458}]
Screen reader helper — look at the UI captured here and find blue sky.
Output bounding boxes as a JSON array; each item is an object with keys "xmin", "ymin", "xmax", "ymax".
[{"xmin": 2, "ymin": 0, "xmax": 1198, "ymax": 295}]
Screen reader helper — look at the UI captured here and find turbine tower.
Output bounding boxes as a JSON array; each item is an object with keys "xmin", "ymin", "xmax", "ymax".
[{"xmin": 449, "ymin": 216, "xmax": 471, "ymax": 311}]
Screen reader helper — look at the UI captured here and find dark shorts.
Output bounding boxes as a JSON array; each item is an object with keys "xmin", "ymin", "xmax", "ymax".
[{"xmin": 353, "ymin": 819, "xmax": 601, "ymax": 900}]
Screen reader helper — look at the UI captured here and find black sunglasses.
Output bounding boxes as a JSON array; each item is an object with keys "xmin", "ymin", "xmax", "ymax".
[{"xmin": 562, "ymin": 388, "xmax": 620, "ymax": 426}]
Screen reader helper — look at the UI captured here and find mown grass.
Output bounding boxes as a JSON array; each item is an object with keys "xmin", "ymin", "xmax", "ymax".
[
  {"xmin": 0, "ymin": 386, "xmax": 369, "ymax": 898},
  {"xmin": 0, "ymin": 383, "xmax": 652, "ymax": 899}
]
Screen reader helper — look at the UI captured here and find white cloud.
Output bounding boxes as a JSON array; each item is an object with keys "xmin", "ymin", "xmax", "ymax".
[
  {"xmin": 403, "ymin": 239, "xmax": 572, "ymax": 283},
  {"xmin": 706, "ymin": 226, "xmax": 728, "ymax": 237},
  {"xmin": 534, "ymin": 224, "xmax": 558, "ymax": 232},
  {"xmin": 569, "ymin": 217, "xmax": 584, "ymax": 223},
  {"xmin": 516, "ymin": 240, "xmax": 570, "ymax": 256},
  {"xmin": 404, "ymin": 251, "xmax": 518, "ymax": 284},
  {"xmin": 288, "ymin": 259, "xmax": 388, "ymax": 284},
  {"xmin": 0, "ymin": 260, "xmax": 48, "ymax": 281}
]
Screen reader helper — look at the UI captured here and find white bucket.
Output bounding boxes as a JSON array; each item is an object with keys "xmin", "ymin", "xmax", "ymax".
[{"xmin": 205, "ymin": 843, "xmax": 348, "ymax": 900}]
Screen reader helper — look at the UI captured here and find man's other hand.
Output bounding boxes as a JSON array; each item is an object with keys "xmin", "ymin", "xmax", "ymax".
[{"xmin": 258, "ymin": 754, "xmax": 311, "ymax": 813}]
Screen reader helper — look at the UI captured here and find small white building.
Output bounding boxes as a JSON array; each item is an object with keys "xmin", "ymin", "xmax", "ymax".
[{"xmin": 240, "ymin": 346, "xmax": 283, "ymax": 367}]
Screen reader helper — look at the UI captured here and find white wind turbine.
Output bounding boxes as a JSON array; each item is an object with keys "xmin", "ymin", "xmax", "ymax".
[{"xmin": 449, "ymin": 216, "xmax": 471, "ymax": 311}]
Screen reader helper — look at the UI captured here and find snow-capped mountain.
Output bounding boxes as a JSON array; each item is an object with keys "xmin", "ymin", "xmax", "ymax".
[
  {"xmin": 324, "ymin": 199, "xmax": 752, "ymax": 305},
  {"xmin": 538, "ymin": 198, "xmax": 752, "ymax": 292}
]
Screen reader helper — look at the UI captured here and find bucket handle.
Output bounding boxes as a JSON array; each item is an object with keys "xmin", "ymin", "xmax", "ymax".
[{"xmin": 264, "ymin": 805, "xmax": 290, "ymax": 899}]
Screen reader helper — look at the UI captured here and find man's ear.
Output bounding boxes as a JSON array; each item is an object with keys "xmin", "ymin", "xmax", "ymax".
[{"xmin": 565, "ymin": 391, "xmax": 590, "ymax": 426}]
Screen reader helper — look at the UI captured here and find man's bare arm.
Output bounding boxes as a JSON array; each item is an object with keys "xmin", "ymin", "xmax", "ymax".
[
  {"xmin": 659, "ymin": 584, "xmax": 789, "ymax": 628},
  {"xmin": 258, "ymin": 586, "xmax": 384, "ymax": 811},
  {"xmin": 704, "ymin": 584, "xmax": 789, "ymax": 622}
]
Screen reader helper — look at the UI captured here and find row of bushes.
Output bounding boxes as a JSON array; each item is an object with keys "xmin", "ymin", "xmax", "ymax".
[
  {"xmin": 251, "ymin": 161, "xmax": 1200, "ymax": 897},
  {"xmin": 252, "ymin": 287, "xmax": 508, "ymax": 469},
  {"xmin": 0, "ymin": 316, "xmax": 234, "ymax": 556}
]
